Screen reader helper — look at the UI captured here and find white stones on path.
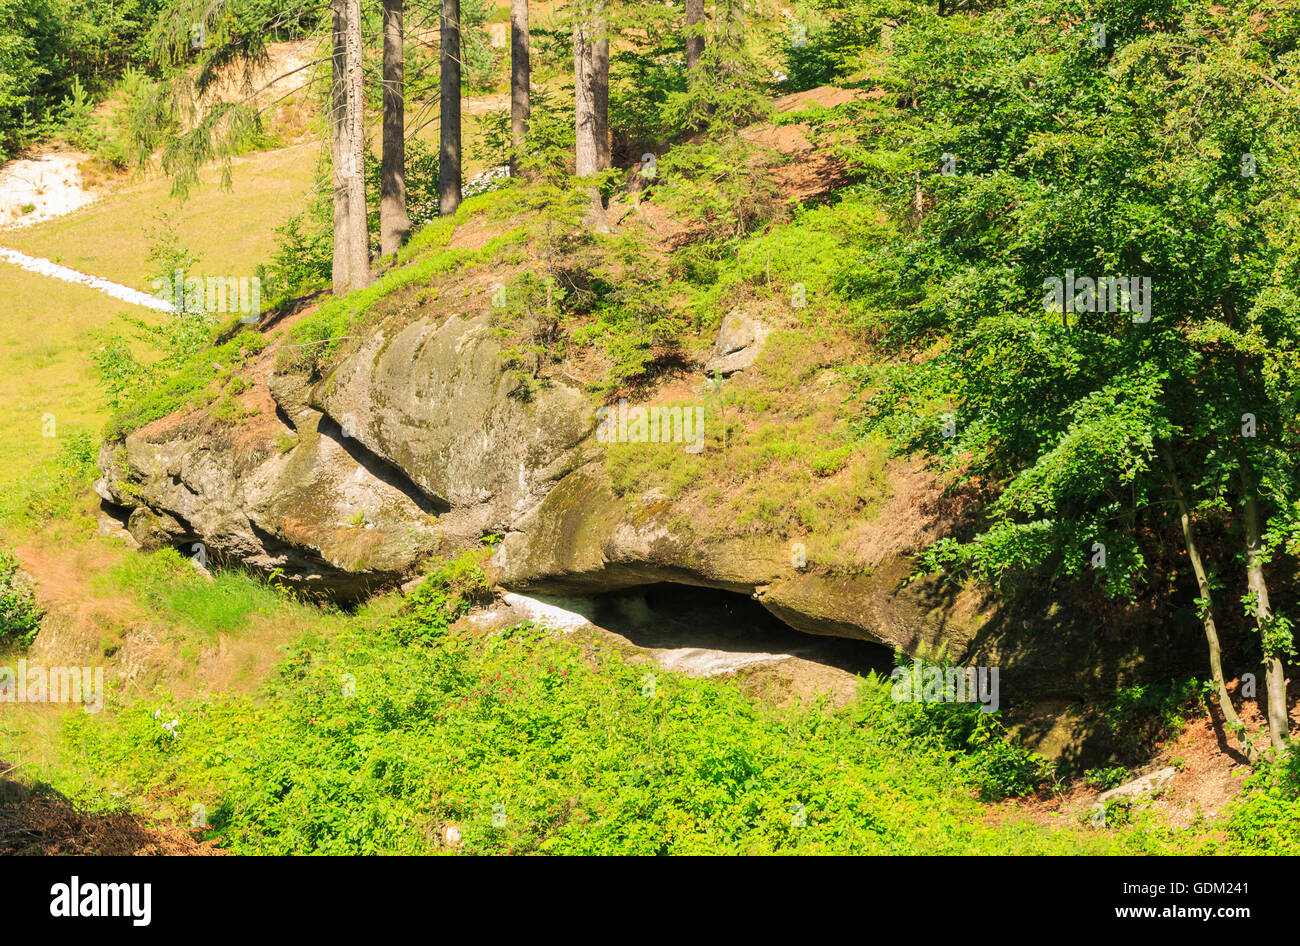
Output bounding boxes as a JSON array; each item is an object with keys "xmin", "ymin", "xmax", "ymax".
[{"xmin": 0, "ymin": 246, "xmax": 175, "ymax": 312}]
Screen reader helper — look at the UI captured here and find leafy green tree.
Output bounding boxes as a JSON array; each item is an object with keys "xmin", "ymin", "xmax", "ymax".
[
  {"xmin": 852, "ymin": 0, "xmax": 1299, "ymax": 756},
  {"xmin": 0, "ymin": 0, "xmax": 65, "ymax": 156}
]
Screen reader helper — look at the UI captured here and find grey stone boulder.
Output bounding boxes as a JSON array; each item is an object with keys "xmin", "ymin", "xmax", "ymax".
[
  {"xmin": 705, "ymin": 311, "xmax": 768, "ymax": 377},
  {"xmin": 1098, "ymin": 767, "xmax": 1176, "ymax": 805},
  {"xmin": 96, "ymin": 351, "xmax": 447, "ymax": 600}
]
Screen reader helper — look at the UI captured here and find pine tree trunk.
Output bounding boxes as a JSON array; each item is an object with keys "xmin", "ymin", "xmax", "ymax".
[
  {"xmin": 573, "ymin": 0, "xmax": 607, "ymax": 230},
  {"xmin": 1161, "ymin": 443, "xmax": 1255, "ymax": 761},
  {"xmin": 574, "ymin": 3, "xmax": 597, "ymax": 177},
  {"xmin": 381, "ymin": 0, "xmax": 411, "ymax": 257},
  {"xmin": 331, "ymin": 0, "xmax": 348, "ymax": 290},
  {"xmin": 1241, "ymin": 469, "xmax": 1291, "ymax": 752},
  {"xmin": 332, "ymin": 0, "xmax": 370, "ymax": 292},
  {"xmin": 510, "ymin": 0, "xmax": 530, "ymax": 175},
  {"xmin": 685, "ymin": 0, "xmax": 704, "ymax": 75},
  {"xmin": 440, "ymin": 0, "xmax": 462, "ymax": 216},
  {"xmin": 593, "ymin": 1, "xmax": 610, "ymax": 170}
]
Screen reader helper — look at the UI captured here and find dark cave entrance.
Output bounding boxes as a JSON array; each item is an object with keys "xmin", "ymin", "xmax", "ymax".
[{"xmin": 536, "ymin": 582, "xmax": 896, "ymax": 678}]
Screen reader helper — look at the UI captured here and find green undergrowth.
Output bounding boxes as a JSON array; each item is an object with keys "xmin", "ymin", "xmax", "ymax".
[
  {"xmin": 101, "ymin": 326, "xmax": 269, "ymax": 442},
  {"xmin": 681, "ymin": 189, "xmax": 896, "ymax": 334},
  {"xmin": 603, "ymin": 328, "xmax": 888, "ymax": 567},
  {"xmin": 43, "ymin": 556, "xmax": 1218, "ymax": 855},
  {"xmin": 588, "ymin": 187, "xmax": 901, "ymax": 562},
  {"xmin": 97, "ymin": 546, "xmax": 330, "ymax": 638},
  {"xmin": 1225, "ymin": 751, "xmax": 1300, "ymax": 854},
  {"xmin": 0, "ymin": 549, "xmax": 43, "ymax": 649},
  {"xmin": 0, "ymin": 431, "xmax": 100, "ymax": 526},
  {"xmin": 279, "ymin": 214, "xmax": 525, "ymax": 376}
]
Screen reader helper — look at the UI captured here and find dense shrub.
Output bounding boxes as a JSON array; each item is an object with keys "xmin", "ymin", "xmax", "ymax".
[
  {"xmin": 52, "ymin": 559, "xmax": 1171, "ymax": 855},
  {"xmin": 0, "ymin": 550, "xmax": 42, "ymax": 649},
  {"xmin": 1226, "ymin": 751, "xmax": 1300, "ymax": 854}
]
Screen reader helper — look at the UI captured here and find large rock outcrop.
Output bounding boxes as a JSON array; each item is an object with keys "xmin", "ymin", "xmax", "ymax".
[
  {"xmin": 97, "ymin": 304, "xmax": 1207, "ymax": 701},
  {"xmin": 97, "ymin": 308, "xmax": 970, "ymax": 649}
]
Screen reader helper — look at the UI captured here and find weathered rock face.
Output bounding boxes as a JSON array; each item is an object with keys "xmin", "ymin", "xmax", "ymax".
[
  {"xmin": 95, "ymin": 351, "xmax": 446, "ymax": 600},
  {"xmin": 97, "ymin": 308, "xmax": 971, "ymax": 654},
  {"xmin": 488, "ymin": 463, "xmax": 974, "ymax": 656},
  {"xmin": 309, "ymin": 313, "xmax": 596, "ymax": 527}
]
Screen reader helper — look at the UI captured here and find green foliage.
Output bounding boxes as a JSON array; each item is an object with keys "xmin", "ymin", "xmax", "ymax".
[
  {"xmin": 56, "ymin": 68, "xmax": 154, "ymax": 167},
  {"xmin": 119, "ymin": 0, "xmax": 325, "ymax": 195},
  {"xmin": 779, "ymin": 1, "xmax": 878, "ymax": 93},
  {"xmin": 455, "ymin": 0, "xmax": 500, "ymax": 93},
  {"xmin": 867, "ymin": 657, "xmax": 1056, "ymax": 801},
  {"xmin": 570, "ymin": 238, "xmax": 688, "ymax": 393},
  {"xmin": 0, "ymin": 549, "xmax": 42, "ymax": 649},
  {"xmin": 1085, "ymin": 766, "xmax": 1130, "ymax": 791},
  {"xmin": 99, "ymin": 327, "xmax": 269, "ymax": 440},
  {"xmin": 1098, "ymin": 679, "xmax": 1203, "ymax": 764},
  {"xmin": 472, "ymin": 165, "xmax": 697, "ymax": 393},
  {"xmin": 90, "ymin": 337, "xmax": 150, "ymax": 416},
  {"xmin": 656, "ymin": 136, "xmax": 784, "ymax": 245},
  {"xmin": 256, "ymin": 208, "xmax": 333, "ymax": 302},
  {"xmin": 727, "ymin": 191, "xmax": 894, "ymax": 328},
  {"xmin": 278, "ymin": 212, "xmax": 507, "ymax": 376},
  {"xmin": 604, "ymin": 0, "xmax": 688, "ymax": 148},
  {"xmin": 260, "ymin": 138, "xmax": 445, "ymax": 304},
  {"xmin": 58, "ymin": 567, "xmax": 1166, "ymax": 854},
  {"xmin": 90, "ymin": 210, "xmax": 257, "ymax": 434},
  {"xmin": 1226, "ymin": 751, "xmax": 1300, "ymax": 854},
  {"xmin": 387, "ymin": 553, "xmax": 490, "ymax": 646},
  {"xmin": 364, "ymin": 137, "xmax": 441, "ymax": 254},
  {"xmin": 844, "ymin": 0, "xmax": 1300, "ymax": 643},
  {"xmin": 661, "ymin": 0, "xmax": 770, "ymax": 133},
  {"xmin": 0, "ymin": 0, "xmax": 165, "ymax": 157},
  {"xmin": 398, "ymin": 0, "xmax": 497, "ymax": 98},
  {"xmin": 0, "ymin": 431, "xmax": 101, "ymax": 524},
  {"xmin": 104, "ymin": 546, "xmax": 299, "ymax": 635},
  {"xmin": 473, "ymin": 85, "xmax": 575, "ymax": 182}
]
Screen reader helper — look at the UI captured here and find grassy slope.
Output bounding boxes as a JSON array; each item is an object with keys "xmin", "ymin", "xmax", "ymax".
[
  {"xmin": 0, "ymin": 270, "xmax": 134, "ymax": 482},
  {"xmin": 3, "ymin": 144, "xmax": 317, "ymax": 288},
  {"xmin": 0, "ymin": 143, "xmax": 317, "ymax": 485},
  {"xmin": 55, "ymin": 604, "xmax": 1199, "ymax": 855}
]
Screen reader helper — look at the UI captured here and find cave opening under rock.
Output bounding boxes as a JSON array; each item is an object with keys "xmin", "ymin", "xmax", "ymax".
[{"xmin": 535, "ymin": 582, "xmax": 897, "ymax": 678}]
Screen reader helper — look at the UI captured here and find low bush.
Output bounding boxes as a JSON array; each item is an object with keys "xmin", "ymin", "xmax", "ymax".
[{"xmin": 0, "ymin": 550, "xmax": 42, "ymax": 649}]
